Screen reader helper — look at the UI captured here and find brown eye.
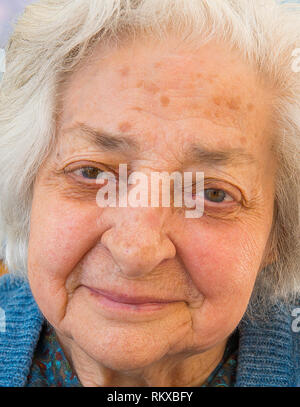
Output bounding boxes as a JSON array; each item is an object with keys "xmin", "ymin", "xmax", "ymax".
[
  {"xmin": 77, "ymin": 167, "xmax": 103, "ymax": 180},
  {"xmin": 204, "ymin": 188, "xmax": 233, "ymax": 203}
]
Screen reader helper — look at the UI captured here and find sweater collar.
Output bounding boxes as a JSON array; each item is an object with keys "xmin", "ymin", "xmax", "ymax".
[
  {"xmin": 0, "ymin": 274, "xmax": 44, "ymax": 387},
  {"xmin": 0, "ymin": 274, "xmax": 296, "ymax": 387},
  {"xmin": 236, "ymin": 301, "xmax": 295, "ymax": 386}
]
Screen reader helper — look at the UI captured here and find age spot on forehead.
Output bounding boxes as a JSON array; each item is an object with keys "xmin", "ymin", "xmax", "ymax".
[
  {"xmin": 131, "ymin": 106, "xmax": 143, "ymax": 112},
  {"xmin": 226, "ymin": 96, "xmax": 241, "ymax": 111},
  {"xmin": 136, "ymin": 80, "xmax": 159, "ymax": 94},
  {"xmin": 208, "ymin": 74, "xmax": 218, "ymax": 84},
  {"xmin": 212, "ymin": 96, "xmax": 222, "ymax": 106},
  {"xmin": 118, "ymin": 121, "xmax": 132, "ymax": 133},
  {"xmin": 160, "ymin": 95, "xmax": 170, "ymax": 107},
  {"xmin": 247, "ymin": 103, "xmax": 254, "ymax": 112}
]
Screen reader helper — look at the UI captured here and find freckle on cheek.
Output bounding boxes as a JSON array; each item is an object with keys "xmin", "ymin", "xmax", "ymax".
[
  {"xmin": 239, "ymin": 136, "xmax": 247, "ymax": 145},
  {"xmin": 118, "ymin": 121, "xmax": 132, "ymax": 133},
  {"xmin": 160, "ymin": 95, "xmax": 170, "ymax": 107},
  {"xmin": 247, "ymin": 103, "xmax": 254, "ymax": 112}
]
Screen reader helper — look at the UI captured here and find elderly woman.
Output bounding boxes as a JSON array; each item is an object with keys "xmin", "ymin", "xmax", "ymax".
[{"xmin": 0, "ymin": 0, "xmax": 299, "ymax": 387}]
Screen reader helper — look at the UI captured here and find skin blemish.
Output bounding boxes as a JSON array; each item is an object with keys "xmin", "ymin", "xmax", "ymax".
[
  {"xmin": 226, "ymin": 97, "xmax": 241, "ymax": 111},
  {"xmin": 203, "ymin": 109, "xmax": 212, "ymax": 119},
  {"xmin": 136, "ymin": 80, "xmax": 159, "ymax": 94},
  {"xmin": 213, "ymin": 96, "xmax": 222, "ymax": 106},
  {"xmin": 204, "ymin": 108, "xmax": 223, "ymax": 121},
  {"xmin": 247, "ymin": 103, "xmax": 254, "ymax": 112},
  {"xmin": 154, "ymin": 62, "xmax": 162, "ymax": 68},
  {"xmin": 131, "ymin": 106, "xmax": 143, "ymax": 112},
  {"xmin": 118, "ymin": 121, "xmax": 132, "ymax": 133},
  {"xmin": 239, "ymin": 136, "xmax": 247, "ymax": 145},
  {"xmin": 145, "ymin": 82, "xmax": 159, "ymax": 94},
  {"xmin": 120, "ymin": 66, "xmax": 130, "ymax": 77},
  {"xmin": 160, "ymin": 95, "xmax": 170, "ymax": 107},
  {"xmin": 208, "ymin": 75, "xmax": 218, "ymax": 84}
]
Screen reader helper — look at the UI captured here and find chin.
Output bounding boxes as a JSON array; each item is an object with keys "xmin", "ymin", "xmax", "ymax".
[{"xmin": 88, "ymin": 343, "xmax": 166, "ymax": 372}]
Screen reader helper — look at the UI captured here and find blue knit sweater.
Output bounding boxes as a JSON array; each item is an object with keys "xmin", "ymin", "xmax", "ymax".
[{"xmin": 0, "ymin": 273, "xmax": 299, "ymax": 387}]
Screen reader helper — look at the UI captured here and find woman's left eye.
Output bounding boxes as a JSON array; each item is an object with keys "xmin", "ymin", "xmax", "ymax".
[{"xmin": 204, "ymin": 188, "xmax": 234, "ymax": 203}]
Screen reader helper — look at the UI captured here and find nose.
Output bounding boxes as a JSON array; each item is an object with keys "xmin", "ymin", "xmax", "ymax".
[{"xmin": 100, "ymin": 207, "xmax": 176, "ymax": 278}]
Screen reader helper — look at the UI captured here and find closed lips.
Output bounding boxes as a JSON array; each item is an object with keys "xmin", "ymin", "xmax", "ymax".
[{"xmin": 86, "ymin": 287, "xmax": 181, "ymax": 304}]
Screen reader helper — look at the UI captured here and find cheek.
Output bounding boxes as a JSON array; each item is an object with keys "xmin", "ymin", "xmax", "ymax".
[
  {"xmin": 178, "ymin": 219, "xmax": 268, "ymax": 302},
  {"xmin": 27, "ymin": 192, "xmax": 103, "ymax": 324},
  {"xmin": 172, "ymin": 219, "xmax": 271, "ymax": 347}
]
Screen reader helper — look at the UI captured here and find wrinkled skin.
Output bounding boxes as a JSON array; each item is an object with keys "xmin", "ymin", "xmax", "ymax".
[{"xmin": 28, "ymin": 36, "xmax": 276, "ymax": 386}]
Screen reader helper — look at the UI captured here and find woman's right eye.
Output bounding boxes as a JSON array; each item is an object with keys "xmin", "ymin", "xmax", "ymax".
[
  {"xmin": 75, "ymin": 167, "xmax": 104, "ymax": 180},
  {"xmin": 67, "ymin": 166, "xmax": 114, "ymax": 185}
]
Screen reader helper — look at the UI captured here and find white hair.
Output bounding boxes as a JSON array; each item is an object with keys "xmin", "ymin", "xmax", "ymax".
[{"xmin": 0, "ymin": 0, "xmax": 299, "ymax": 315}]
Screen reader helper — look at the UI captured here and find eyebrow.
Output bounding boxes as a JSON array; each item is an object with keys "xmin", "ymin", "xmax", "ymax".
[
  {"xmin": 186, "ymin": 144, "xmax": 256, "ymax": 167},
  {"xmin": 63, "ymin": 122, "xmax": 140, "ymax": 153},
  {"xmin": 62, "ymin": 122, "xmax": 256, "ymax": 167}
]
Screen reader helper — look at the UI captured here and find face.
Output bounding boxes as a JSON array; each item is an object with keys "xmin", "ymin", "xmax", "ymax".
[{"xmin": 28, "ymin": 36, "xmax": 276, "ymax": 374}]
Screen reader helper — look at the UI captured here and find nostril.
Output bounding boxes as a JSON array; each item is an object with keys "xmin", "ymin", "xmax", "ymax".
[{"xmin": 101, "ymin": 224, "xmax": 176, "ymax": 277}]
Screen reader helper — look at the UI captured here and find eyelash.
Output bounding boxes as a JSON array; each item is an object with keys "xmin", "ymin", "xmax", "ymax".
[{"xmin": 66, "ymin": 165, "xmax": 239, "ymax": 206}]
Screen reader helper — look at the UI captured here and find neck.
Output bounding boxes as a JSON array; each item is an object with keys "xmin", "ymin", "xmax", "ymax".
[{"xmin": 56, "ymin": 332, "xmax": 228, "ymax": 387}]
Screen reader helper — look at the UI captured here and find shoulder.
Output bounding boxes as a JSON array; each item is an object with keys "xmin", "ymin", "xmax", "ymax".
[
  {"xmin": 237, "ymin": 297, "xmax": 300, "ymax": 387},
  {"xmin": 0, "ymin": 272, "xmax": 44, "ymax": 330},
  {"xmin": 0, "ymin": 272, "xmax": 26, "ymax": 291},
  {"xmin": 290, "ymin": 298, "xmax": 300, "ymax": 386},
  {"xmin": 0, "ymin": 273, "xmax": 44, "ymax": 387},
  {"xmin": 0, "ymin": 273, "xmax": 30, "ymax": 302},
  {"xmin": 0, "ymin": 273, "xmax": 39, "ymax": 314}
]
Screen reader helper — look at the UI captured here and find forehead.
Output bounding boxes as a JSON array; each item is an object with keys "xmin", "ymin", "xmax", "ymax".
[{"xmin": 56, "ymin": 37, "xmax": 274, "ymax": 164}]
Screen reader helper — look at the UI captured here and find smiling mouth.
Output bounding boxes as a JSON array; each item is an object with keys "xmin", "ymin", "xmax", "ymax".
[{"xmin": 84, "ymin": 286, "xmax": 182, "ymax": 312}]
